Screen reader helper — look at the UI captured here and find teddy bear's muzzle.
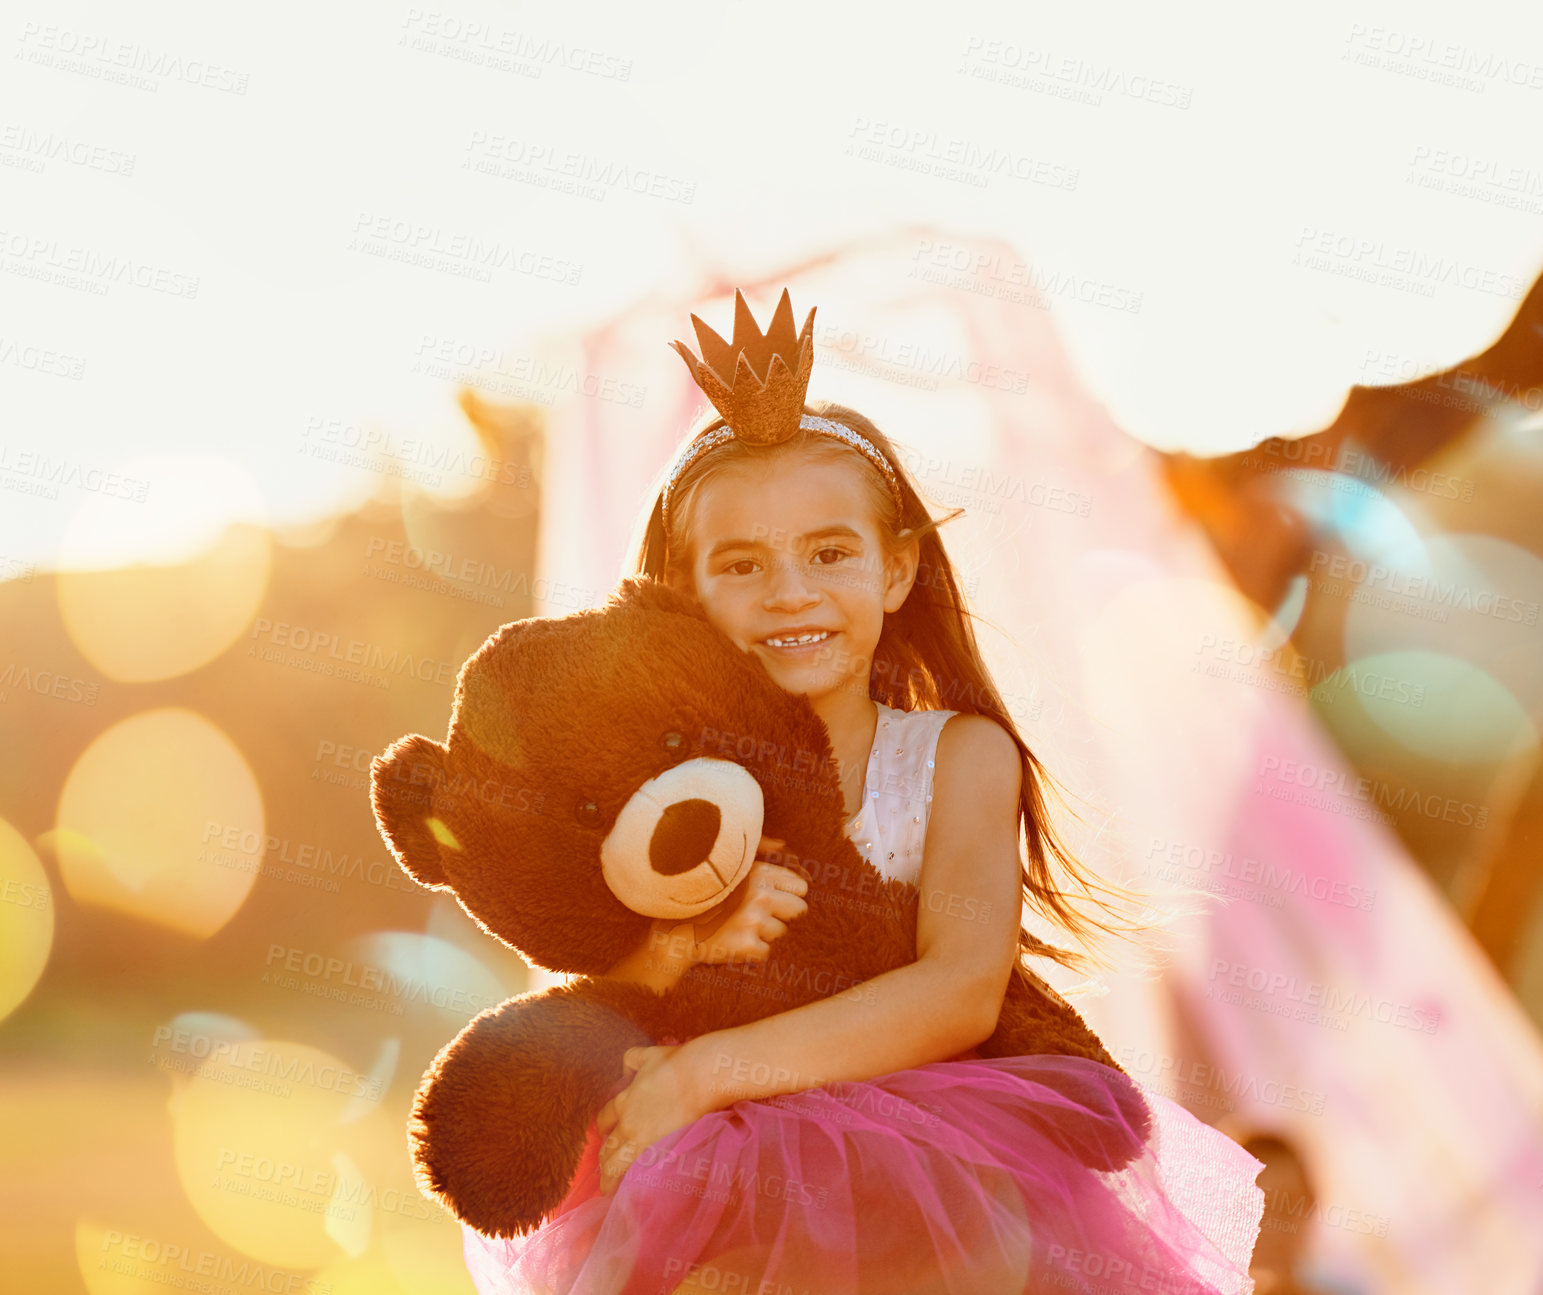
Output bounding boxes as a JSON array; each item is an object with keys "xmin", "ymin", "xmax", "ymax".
[{"xmin": 598, "ymin": 757, "xmax": 764, "ymax": 919}]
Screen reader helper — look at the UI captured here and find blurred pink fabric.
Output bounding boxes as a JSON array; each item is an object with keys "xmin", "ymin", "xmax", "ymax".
[{"xmin": 529, "ymin": 232, "xmax": 1543, "ymax": 1294}]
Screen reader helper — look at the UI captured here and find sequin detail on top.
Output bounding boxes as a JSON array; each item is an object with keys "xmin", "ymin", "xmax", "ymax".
[{"xmin": 842, "ymin": 702, "xmax": 957, "ymax": 886}]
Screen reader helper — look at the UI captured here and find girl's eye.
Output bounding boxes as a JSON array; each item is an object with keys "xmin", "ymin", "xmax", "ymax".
[{"xmin": 719, "ymin": 546, "xmax": 845, "ymax": 577}]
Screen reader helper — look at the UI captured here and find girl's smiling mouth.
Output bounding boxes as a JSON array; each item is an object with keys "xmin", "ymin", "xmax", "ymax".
[{"xmin": 760, "ymin": 628, "xmax": 836, "ymax": 653}]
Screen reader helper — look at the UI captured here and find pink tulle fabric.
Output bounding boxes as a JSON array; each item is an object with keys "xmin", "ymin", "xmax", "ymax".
[{"xmin": 460, "ymin": 1051, "xmax": 1264, "ymax": 1295}]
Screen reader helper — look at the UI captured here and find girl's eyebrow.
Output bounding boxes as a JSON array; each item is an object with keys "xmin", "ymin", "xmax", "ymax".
[{"xmin": 706, "ymin": 524, "xmax": 862, "ymax": 559}]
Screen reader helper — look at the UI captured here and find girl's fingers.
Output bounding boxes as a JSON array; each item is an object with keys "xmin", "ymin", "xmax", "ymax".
[
  {"xmin": 766, "ymin": 864, "xmax": 808, "ymax": 894},
  {"xmin": 596, "ymin": 1096, "xmax": 619, "ymax": 1136},
  {"xmin": 766, "ymin": 890, "xmax": 808, "ymax": 921},
  {"xmin": 758, "ymin": 917, "xmax": 788, "ymax": 943}
]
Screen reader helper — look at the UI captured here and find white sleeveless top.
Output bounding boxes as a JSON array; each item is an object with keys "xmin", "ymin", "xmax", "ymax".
[{"xmin": 842, "ymin": 701, "xmax": 958, "ymax": 886}]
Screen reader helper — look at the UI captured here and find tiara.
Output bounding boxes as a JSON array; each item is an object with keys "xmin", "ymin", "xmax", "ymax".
[{"xmin": 662, "ymin": 289, "xmax": 904, "ymax": 532}]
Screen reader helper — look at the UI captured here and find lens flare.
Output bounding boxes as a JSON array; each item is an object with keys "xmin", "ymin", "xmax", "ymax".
[
  {"xmin": 0, "ymin": 818, "xmax": 54, "ymax": 1022},
  {"xmin": 57, "ymin": 526, "xmax": 271, "ymax": 684},
  {"xmin": 53, "ymin": 708, "xmax": 263, "ymax": 938},
  {"xmin": 342, "ymin": 931, "xmax": 514, "ymax": 1028},
  {"xmin": 55, "ymin": 455, "xmax": 271, "ymax": 683},
  {"xmin": 170, "ymin": 1039, "xmax": 394, "ymax": 1269},
  {"xmin": 1343, "ymin": 533, "xmax": 1543, "ymax": 753},
  {"xmin": 1316, "ymin": 650, "xmax": 1537, "ymax": 766}
]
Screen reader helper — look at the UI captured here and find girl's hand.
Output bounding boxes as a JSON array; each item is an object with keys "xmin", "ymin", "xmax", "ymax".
[
  {"xmin": 595, "ymin": 1044, "xmax": 701, "ymax": 1195},
  {"xmin": 689, "ymin": 837, "xmax": 809, "ymax": 966}
]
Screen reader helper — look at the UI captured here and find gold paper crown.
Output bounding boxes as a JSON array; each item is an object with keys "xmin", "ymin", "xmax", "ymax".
[
  {"xmin": 661, "ymin": 289, "xmax": 905, "ymax": 533},
  {"xmin": 668, "ymin": 288, "xmax": 816, "ymax": 445}
]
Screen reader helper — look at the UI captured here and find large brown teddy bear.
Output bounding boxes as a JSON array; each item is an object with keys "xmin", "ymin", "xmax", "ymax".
[{"xmin": 371, "ymin": 577, "xmax": 1148, "ymax": 1239}]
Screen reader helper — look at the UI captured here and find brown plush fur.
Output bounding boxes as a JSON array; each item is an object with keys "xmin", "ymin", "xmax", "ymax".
[{"xmin": 372, "ymin": 577, "xmax": 1150, "ymax": 1238}]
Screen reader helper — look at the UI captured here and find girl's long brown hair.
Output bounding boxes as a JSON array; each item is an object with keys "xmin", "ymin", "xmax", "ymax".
[{"xmin": 628, "ymin": 399, "xmax": 1162, "ymax": 982}]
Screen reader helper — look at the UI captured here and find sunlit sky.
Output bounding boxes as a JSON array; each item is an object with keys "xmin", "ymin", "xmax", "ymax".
[{"xmin": 3, "ymin": 0, "xmax": 1541, "ymax": 569}]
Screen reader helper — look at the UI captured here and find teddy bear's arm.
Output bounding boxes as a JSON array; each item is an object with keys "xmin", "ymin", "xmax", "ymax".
[{"xmin": 409, "ymin": 979, "xmax": 667, "ymax": 1238}]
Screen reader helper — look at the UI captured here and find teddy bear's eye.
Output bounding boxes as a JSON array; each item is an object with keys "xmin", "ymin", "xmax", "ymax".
[
  {"xmin": 574, "ymin": 799, "xmax": 602, "ymax": 829},
  {"xmin": 661, "ymin": 730, "xmax": 685, "ymax": 757}
]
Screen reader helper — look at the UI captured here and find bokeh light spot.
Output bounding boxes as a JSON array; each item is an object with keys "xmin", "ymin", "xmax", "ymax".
[
  {"xmin": 343, "ymin": 931, "xmax": 512, "ymax": 1028},
  {"xmin": 0, "ymin": 817, "xmax": 55, "ymax": 1022},
  {"xmin": 1318, "ymin": 650, "xmax": 1537, "ymax": 766},
  {"xmin": 170, "ymin": 1040, "xmax": 391, "ymax": 1269},
  {"xmin": 54, "ymin": 708, "xmax": 263, "ymax": 938},
  {"xmin": 57, "ymin": 524, "xmax": 271, "ymax": 684}
]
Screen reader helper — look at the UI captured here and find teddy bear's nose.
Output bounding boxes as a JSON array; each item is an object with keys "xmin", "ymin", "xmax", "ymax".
[{"xmin": 649, "ymin": 798, "xmax": 722, "ymax": 876}]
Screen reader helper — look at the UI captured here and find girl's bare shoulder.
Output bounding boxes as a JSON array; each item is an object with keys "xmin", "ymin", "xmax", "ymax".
[{"xmin": 933, "ymin": 713, "xmax": 1021, "ymax": 804}]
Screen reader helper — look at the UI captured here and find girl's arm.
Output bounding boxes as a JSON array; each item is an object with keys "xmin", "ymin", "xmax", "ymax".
[{"xmin": 596, "ymin": 716, "xmax": 1027, "ymax": 1188}]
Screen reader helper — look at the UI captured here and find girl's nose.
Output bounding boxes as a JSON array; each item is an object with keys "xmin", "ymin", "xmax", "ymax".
[{"xmin": 762, "ymin": 558, "xmax": 818, "ymax": 609}]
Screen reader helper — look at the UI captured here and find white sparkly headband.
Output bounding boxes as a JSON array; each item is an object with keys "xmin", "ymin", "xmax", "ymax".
[
  {"xmin": 661, "ymin": 288, "xmax": 904, "ymax": 534},
  {"xmin": 661, "ymin": 414, "xmax": 904, "ymax": 533}
]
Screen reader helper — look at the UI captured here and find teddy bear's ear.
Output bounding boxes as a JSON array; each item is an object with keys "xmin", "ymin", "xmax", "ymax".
[
  {"xmin": 371, "ymin": 735, "xmax": 455, "ymax": 890},
  {"xmin": 607, "ymin": 575, "xmax": 708, "ymax": 620}
]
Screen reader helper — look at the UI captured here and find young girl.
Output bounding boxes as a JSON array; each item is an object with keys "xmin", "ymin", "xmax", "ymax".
[{"xmin": 461, "ymin": 296, "xmax": 1264, "ymax": 1294}]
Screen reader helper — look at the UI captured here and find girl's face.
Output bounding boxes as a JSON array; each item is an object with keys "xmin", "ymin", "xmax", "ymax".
[{"xmin": 670, "ymin": 450, "xmax": 917, "ymax": 704}]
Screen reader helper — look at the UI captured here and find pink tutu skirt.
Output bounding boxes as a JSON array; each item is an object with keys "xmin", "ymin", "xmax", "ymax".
[{"xmin": 460, "ymin": 1052, "xmax": 1264, "ymax": 1295}]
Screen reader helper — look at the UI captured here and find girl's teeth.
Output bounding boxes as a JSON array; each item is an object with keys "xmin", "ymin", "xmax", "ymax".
[{"xmin": 768, "ymin": 631, "xmax": 829, "ymax": 647}]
